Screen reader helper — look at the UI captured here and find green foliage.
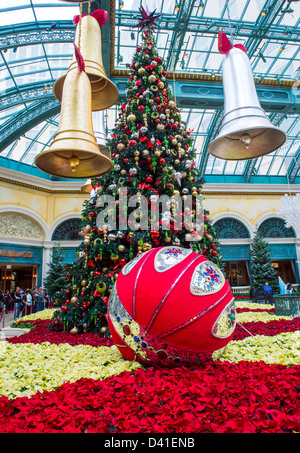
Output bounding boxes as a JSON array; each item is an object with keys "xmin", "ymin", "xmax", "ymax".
[
  {"xmin": 43, "ymin": 246, "xmax": 68, "ymax": 304},
  {"xmin": 250, "ymin": 231, "xmax": 277, "ymax": 290}
]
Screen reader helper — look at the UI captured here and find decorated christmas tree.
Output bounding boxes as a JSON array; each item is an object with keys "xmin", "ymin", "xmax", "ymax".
[
  {"xmin": 50, "ymin": 8, "xmax": 222, "ymax": 335},
  {"xmin": 250, "ymin": 230, "xmax": 277, "ymax": 290},
  {"xmin": 43, "ymin": 246, "xmax": 68, "ymax": 305}
]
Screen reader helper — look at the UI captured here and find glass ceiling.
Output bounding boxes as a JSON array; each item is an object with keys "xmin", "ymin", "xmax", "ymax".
[{"xmin": 0, "ymin": 0, "xmax": 300, "ymax": 183}]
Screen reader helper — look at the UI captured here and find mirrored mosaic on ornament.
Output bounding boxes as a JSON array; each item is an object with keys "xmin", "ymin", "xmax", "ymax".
[
  {"xmin": 109, "ymin": 283, "xmax": 149, "ymax": 360},
  {"xmin": 212, "ymin": 299, "xmax": 236, "ymax": 339},
  {"xmin": 122, "ymin": 252, "xmax": 147, "ymax": 276},
  {"xmin": 154, "ymin": 247, "xmax": 192, "ymax": 273},
  {"xmin": 190, "ymin": 261, "xmax": 225, "ymax": 295},
  {"xmin": 109, "ymin": 283, "xmax": 214, "ymax": 366}
]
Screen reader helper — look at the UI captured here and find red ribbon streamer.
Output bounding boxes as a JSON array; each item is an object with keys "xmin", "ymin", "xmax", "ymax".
[
  {"xmin": 218, "ymin": 30, "xmax": 247, "ymax": 55},
  {"xmin": 73, "ymin": 41, "xmax": 85, "ymax": 72},
  {"xmin": 73, "ymin": 9, "xmax": 108, "ymax": 26}
]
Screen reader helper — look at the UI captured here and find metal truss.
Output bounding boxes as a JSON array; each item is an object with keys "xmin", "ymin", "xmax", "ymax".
[
  {"xmin": 198, "ymin": 111, "xmax": 223, "ymax": 179},
  {"xmin": 0, "ymin": 81, "xmax": 57, "ymax": 111},
  {"xmin": 115, "ymin": 8, "xmax": 300, "ymax": 44},
  {"xmin": 197, "ymin": 0, "xmax": 295, "ymax": 180},
  {"xmin": 244, "ymin": 0, "xmax": 288, "ymax": 57},
  {"xmin": 0, "ymin": 98, "xmax": 60, "ymax": 153},
  {"xmin": 244, "ymin": 112, "xmax": 287, "ymax": 182},
  {"xmin": 164, "ymin": 0, "xmax": 197, "ymax": 71},
  {"xmin": 2, "ymin": 76, "xmax": 299, "ymax": 112},
  {"xmin": 0, "ymin": 21, "xmax": 75, "ymax": 51},
  {"xmin": 287, "ymin": 148, "xmax": 300, "ymax": 183}
]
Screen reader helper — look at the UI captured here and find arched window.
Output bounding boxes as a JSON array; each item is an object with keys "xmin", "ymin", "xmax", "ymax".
[
  {"xmin": 52, "ymin": 218, "xmax": 81, "ymax": 241},
  {"xmin": 258, "ymin": 217, "xmax": 296, "ymax": 238},
  {"xmin": 213, "ymin": 218, "xmax": 250, "ymax": 239}
]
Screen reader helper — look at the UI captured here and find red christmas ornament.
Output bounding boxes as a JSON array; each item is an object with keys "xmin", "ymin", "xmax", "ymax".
[
  {"xmin": 108, "ymin": 247, "xmax": 235, "ymax": 367},
  {"xmin": 150, "ymin": 230, "xmax": 160, "ymax": 239}
]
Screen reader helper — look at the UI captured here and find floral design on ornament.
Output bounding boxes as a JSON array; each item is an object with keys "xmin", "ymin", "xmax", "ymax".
[{"xmin": 190, "ymin": 261, "xmax": 225, "ymax": 295}]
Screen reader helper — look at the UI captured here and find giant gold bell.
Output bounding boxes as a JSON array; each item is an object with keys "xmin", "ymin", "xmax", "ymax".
[
  {"xmin": 208, "ymin": 47, "xmax": 286, "ymax": 160},
  {"xmin": 53, "ymin": 14, "xmax": 118, "ymax": 111},
  {"xmin": 35, "ymin": 68, "xmax": 112, "ymax": 178}
]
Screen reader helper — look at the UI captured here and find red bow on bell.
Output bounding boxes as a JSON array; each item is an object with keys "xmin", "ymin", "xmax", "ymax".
[
  {"xmin": 218, "ymin": 30, "xmax": 247, "ymax": 55},
  {"xmin": 73, "ymin": 9, "xmax": 108, "ymax": 26}
]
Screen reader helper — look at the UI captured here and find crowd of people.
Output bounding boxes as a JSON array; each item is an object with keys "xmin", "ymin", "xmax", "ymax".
[{"xmin": 0, "ymin": 286, "xmax": 51, "ymax": 320}]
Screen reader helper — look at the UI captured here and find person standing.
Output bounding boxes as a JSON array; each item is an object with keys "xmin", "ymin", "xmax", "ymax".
[
  {"xmin": 25, "ymin": 289, "xmax": 33, "ymax": 315},
  {"xmin": 0, "ymin": 291, "xmax": 4, "ymax": 316},
  {"xmin": 14, "ymin": 286, "xmax": 22, "ymax": 319},
  {"xmin": 263, "ymin": 282, "xmax": 273, "ymax": 304},
  {"xmin": 37, "ymin": 287, "xmax": 45, "ymax": 312},
  {"xmin": 31, "ymin": 286, "xmax": 39, "ymax": 313},
  {"xmin": 4, "ymin": 290, "xmax": 12, "ymax": 311}
]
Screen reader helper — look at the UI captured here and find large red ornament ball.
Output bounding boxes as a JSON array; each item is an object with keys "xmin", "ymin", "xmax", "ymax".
[{"xmin": 107, "ymin": 246, "xmax": 236, "ymax": 367}]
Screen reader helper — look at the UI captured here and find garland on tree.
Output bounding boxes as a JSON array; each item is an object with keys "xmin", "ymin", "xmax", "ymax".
[{"xmin": 50, "ymin": 9, "xmax": 222, "ymax": 335}]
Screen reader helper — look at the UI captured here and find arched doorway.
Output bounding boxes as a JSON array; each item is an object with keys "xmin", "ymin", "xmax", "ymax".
[{"xmin": 213, "ymin": 217, "xmax": 251, "ymax": 287}]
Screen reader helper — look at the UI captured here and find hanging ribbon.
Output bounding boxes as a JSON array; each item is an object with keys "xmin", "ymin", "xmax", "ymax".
[
  {"xmin": 73, "ymin": 41, "xmax": 85, "ymax": 72},
  {"xmin": 73, "ymin": 3, "xmax": 85, "ymax": 72},
  {"xmin": 73, "ymin": 9, "xmax": 108, "ymax": 26},
  {"xmin": 218, "ymin": 30, "xmax": 247, "ymax": 55}
]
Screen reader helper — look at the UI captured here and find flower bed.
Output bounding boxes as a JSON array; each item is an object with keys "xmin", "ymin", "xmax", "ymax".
[
  {"xmin": 0, "ymin": 302, "xmax": 299, "ymax": 433},
  {"xmin": 8, "ymin": 319, "xmax": 113, "ymax": 348}
]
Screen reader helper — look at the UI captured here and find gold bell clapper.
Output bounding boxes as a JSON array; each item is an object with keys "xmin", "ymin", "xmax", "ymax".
[
  {"xmin": 53, "ymin": 10, "xmax": 119, "ymax": 111},
  {"xmin": 208, "ymin": 31, "xmax": 286, "ymax": 161},
  {"xmin": 34, "ymin": 68, "xmax": 113, "ymax": 178}
]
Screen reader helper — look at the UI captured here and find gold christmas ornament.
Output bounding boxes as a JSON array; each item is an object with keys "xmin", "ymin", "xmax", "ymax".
[
  {"xmin": 148, "ymin": 74, "xmax": 157, "ymax": 83},
  {"xmin": 82, "ymin": 225, "xmax": 92, "ymax": 234},
  {"xmin": 71, "ymin": 296, "xmax": 78, "ymax": 304},
  {"xmin": 127, "ymin": 114, "xmax": 137, "ymax": 122},
  {"xmin": 70, "ymin": 326, "xmax": 79, "ymax": 334}
]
